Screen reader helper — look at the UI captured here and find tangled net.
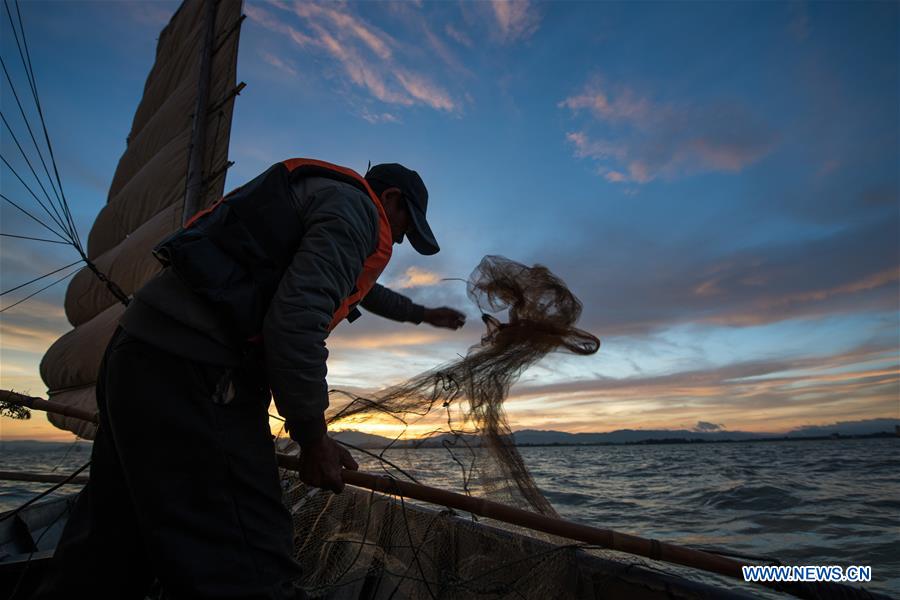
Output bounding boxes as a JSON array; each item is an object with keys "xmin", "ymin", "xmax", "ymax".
[
  {"xmin": 272, "ymin": 256, "xmax": 611, "ymax": 598},
  {"xmin": 324, "ymin": 255, "xmax": 600, "ymax": 516}
]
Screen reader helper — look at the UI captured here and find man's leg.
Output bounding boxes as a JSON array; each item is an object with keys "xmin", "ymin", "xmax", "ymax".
[
  {"xmin": 33, "ymin": 327, "xmax": 154, "ymax": 599},
  {"xmin": 102, "ymin": 331, "xmax": 304, "ymax": 600}
]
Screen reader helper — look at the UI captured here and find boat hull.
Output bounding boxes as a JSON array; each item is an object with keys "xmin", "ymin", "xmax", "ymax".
[{"xmin": 0, "ymin": 486, "xmax": 756, "ymax": 599}]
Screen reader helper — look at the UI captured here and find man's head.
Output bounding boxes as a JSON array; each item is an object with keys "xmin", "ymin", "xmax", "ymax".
[{"xmin": 365, "ymin": 163, "xmax": 439, "ymax": 255}]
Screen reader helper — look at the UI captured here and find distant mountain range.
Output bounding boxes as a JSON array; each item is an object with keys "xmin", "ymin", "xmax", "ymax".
[
  {"xmin": 3, "ymin": 418, "xmax": 896, "ymax": 451},
  {"xmin": 331, "ymin": 418, "xmax": 898, "ymax": 449}
]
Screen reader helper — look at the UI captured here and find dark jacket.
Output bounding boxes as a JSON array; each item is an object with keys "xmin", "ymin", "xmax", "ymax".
[{"xmin": 120, "ymin": 174, "xmax": 425, "ymax": 445}]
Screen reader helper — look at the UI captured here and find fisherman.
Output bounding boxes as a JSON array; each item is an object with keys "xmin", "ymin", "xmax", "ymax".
[{"xmin": 36, "ymin": 160, "xmax": 465, "ymax": 600}]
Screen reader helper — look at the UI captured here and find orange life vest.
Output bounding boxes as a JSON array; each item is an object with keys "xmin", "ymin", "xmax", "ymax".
[
  {"xmin": 282, "ymin": 159, "xmax": 393, "ymax": 331},
  {"xmin": 155, "ymin": 158, "xmax": 393, "ymax": 338}
]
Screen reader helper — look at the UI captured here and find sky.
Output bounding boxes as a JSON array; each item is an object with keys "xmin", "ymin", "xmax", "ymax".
[{"xmin": 1, "ymin": 0, "xmax": 897, "ymax": 441}]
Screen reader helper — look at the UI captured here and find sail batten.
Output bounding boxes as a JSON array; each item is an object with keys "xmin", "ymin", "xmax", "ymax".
[{"xmin": 41, "ymin": 0, "xmax": 243, "ymax": 438}]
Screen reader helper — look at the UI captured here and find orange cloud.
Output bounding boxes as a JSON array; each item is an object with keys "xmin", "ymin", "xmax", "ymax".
[
  {"xmin": 395, "ymin": 71, "xmax": 456, "ymax": 112},
  {"xmin": 253, "ymin": 1, "xmax": 459, "ymax": 114},
  {"xmin": 389, "ymin": 266, "xmax": 442, "ymax": 289},
  {"xmin": 503, "ymin": 346, "xmax": 899, "ymax": 433},
  {"xmin": 761, "ymin": 268, "xmax": 899, "ymax": 308},
  {"xmin": 329, "ymin": 331, "xmax": 445, "ymax": 351},
  {"xmin": 291, "ymin": 1, "xmax": 394, "ymax": 60}
]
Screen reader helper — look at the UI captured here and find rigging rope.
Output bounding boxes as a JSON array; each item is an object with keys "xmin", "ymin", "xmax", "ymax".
[
  {"xmin": 0, "ymin": 113, "xmax": 71, "ymax": 235},
  {"xmin": 0, "ymin": 191, "xmax": 70, "ymax": 243},
  {"xmin": 0, "ymin": 56, "xmax": 70, "ymax": 237},
  {"xmin": 0, "ymin": 0, "xmax": 130, "ymax": 312},
  {"xmin": 7, "ymin": 0, "xmax": 81, "ymax": 249},
  {"xmin": 1, "ymin": 260, "xmax": 82, "ymax": 296},
  {"xmin": 0, "ymin": 232, "xmax": 69, "ymax": 244},
  {"xmin": 1, "ymin": 151, "xmax": 72, "ymax": 239},
  {"xmin": 0, "ymin": 266, "xmax": 79, "ymax": 313}
]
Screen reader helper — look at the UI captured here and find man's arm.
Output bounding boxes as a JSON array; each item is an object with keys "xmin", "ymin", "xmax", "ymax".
[
  {"xmin": 262, "ymin": 182, "xmax": 377, "ymax": 448},
  {"xmin": 363, "ymin": 283, "xmax": 467, "ymax": 329},
  {"xmin": 360, "ymin": 283, "xmax": 426, "ymax": 324}
]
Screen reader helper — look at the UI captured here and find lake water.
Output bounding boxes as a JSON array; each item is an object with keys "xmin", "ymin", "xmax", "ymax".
[{"xmin": 2, "ymin": 437, "xmax": 898, "ymax": 595}]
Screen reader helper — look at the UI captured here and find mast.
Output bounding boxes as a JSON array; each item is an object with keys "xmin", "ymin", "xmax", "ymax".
[{"xmin": 182, "ymin": 0, "xmax": 218, "ymax": 224}]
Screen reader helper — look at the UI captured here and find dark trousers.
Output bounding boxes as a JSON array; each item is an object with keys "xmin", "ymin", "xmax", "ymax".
[{"xmin": 34, "ymin": 328, "xmax": 304, "ymax": 599}]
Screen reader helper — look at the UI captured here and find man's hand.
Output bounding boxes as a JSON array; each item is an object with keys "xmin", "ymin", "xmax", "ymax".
[
  {"xmin": 298, "ymin": 435, "xmax": 358, "ymax": 493},
  {"xmin": 423, "ymin": 307, "xmax": 466, "ymax": 329}
]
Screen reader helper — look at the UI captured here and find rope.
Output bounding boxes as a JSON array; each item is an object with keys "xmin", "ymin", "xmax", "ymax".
[
  {"xmin": 9, "ymin": 0, "xmax": 82, "ymax": 249},
  {"xmin": 0, "ymin": 113, "xmax": 71, "ymax": 235},
  {"xmin": 0, "ymin": 266, "xmax": 79, "ymax": 313},
  {"xmin": 1, "ymin": 259, "xmax": 82, "ymax": 296},
  {"xmin": 0, "ymin": 232, "xmax": 69, "ymax": 244}
]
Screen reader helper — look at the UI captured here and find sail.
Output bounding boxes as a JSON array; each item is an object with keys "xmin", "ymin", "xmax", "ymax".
[{"xmin": 39, "ymin": 0, "xmax": 243, "ymax": 437}]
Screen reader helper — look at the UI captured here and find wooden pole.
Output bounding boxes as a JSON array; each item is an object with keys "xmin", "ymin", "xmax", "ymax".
[
  {"xmin": 181, "ymin": 0, "xmax": 218, "ymax": 224},
  {"xmin": 1, "ymin": 390, "xmax": 97, "ymax": 423},
  {"xmin": 274, "ymin": 454, "xmax": 745, "ymax": 581},
  {"xmin": 0, "ymin": 471, "xmax": 89, "ymax": 485}
]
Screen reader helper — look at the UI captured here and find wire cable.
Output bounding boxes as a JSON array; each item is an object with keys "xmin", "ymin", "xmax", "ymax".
[
  {"xmin": 1, "ymin": 152, "xmax": 72, "ymax": 240},
  {"xmin": 3, "ymin": 0, "xmax": 79, "ymax": 248},
  {"xmin": 1, "ymin": 260, "xmax": 82, "ymax": 297},
  {"xmin": 0, "ymin": 232, "xmax": 69, "ymax": 244},
  {"xmin": 0, "ymin": 112, "xmax": 71, "ymax": 234},
  {"xmin": 0, "ymin": 265, "xmax": 79, "ymax": 313},
  {"xmin": 0, "ymin": 191, "xmax": 71, "ymax": 243},
  {"xmin": 0, "ymin": 55, "xmax": 69, "ymax": 238}
]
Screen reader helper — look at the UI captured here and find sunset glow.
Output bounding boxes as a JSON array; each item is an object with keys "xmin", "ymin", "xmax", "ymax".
[{"xmin": 1, "ymin": 1, "xmax": 897, "ymax": 442}]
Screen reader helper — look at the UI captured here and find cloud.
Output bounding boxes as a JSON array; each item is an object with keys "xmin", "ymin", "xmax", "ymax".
[
  {"xmin": 565, "ymin": 131, "xmax": 625, "ymax": 162},
  {"xmin": 559, "ymin": 87, "xmax": 653, "ymax": 124},
  {"xmin": 506, "ymin": 343, "xmax": 899, "ymax": 432},
  {"xmin": 389, "ymin": 266, "xmax": 443, "ymax": 289},
  {"xmin": 445, "ymin": 24, "xmax": 473, "ymax": 48},
  {"xmin": 560, "ymin": 80, "xmax": 779, "ymax": 183},
  {"xmin": 250, "ymin": 1, "xmax": 458, "ymax": 113},
  {"xmin": 693, "ymin": 420, "xmax": 724, "ymax": 432},
  {"xmin": 244, "ymin": 4, "xmax": 316, "ymax": 47},
  {"xmin": 329, "ymin": 331, "xmax": 445, "ymax": 351},
  {"xmin": 360, "ymin": 109, "xmax": 400, "ymax": 124},
  {"xmin": 290, "ymin": 2, "xmax": 393, "ymax": 61},
  {"xmin": 259, "ymin": 51, "xmax": 297, "ymax": 77},
  {"xmin": 490, "ymin": 1, "xmax": 541, "ymax": 43},
  {"xmin": 395, "ymin": 70, "xmax": 456, "ymax": 112},
  {"xmin": 527, "ymin": 214, "xmax": 899, "ymax": 339}
]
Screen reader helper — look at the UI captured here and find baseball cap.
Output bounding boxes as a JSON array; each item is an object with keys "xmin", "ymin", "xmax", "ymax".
[{"xmin": 365, "ymin": 163, "xmax": 439, "ymax": 255}]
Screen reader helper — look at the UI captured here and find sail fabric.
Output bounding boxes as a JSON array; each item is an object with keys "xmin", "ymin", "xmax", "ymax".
[
  {"xmin": 46, "ymin": 387, "xmax": 99, "ymax": 440},
  {"xmin": 86, "ymin": 0, "xmax": 241, "ymax": 262},
  {"xmin": 65, "ymin": 203, "xmax": 179, "ymax": 326},
  {"xmin": 41, "ymin": 304, "xmax": 125, "ymax": 392},
  {"xmin": 40, "ymin": 0, "xmax": 242, "ymax": 437}
]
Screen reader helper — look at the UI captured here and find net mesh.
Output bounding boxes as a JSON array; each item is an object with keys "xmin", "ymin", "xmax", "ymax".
[
  {"xmin": 275, "ymin": 255, "xmax": 621, "ymax": 598},
  {"xmin": 326, "ymin": 255, "xmax": 599, "ymax": 514}
]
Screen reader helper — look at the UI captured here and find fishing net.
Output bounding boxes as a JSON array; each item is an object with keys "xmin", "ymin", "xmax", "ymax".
[
  {"xmin": 330, "ymin": 254, "xmax": 598, "ymax": 514},
  {"xmin": 274, "ymin": 255, "xmax": 620, "ymax": 598}
]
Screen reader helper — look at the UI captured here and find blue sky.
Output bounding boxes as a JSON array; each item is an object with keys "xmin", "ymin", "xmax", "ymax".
[{"xmin": 1, "ymin": 1, "xmax": 897, "ymax": 440}]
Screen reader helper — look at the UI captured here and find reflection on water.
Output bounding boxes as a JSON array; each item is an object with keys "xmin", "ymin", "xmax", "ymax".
[{"xmin": 2, "ymin": 438, "xmax": 897, "ymax": 594}]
